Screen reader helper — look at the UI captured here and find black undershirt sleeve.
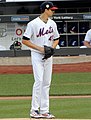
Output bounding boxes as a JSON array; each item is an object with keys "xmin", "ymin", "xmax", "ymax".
[
  {"xmin": 54, "ymin": 37, "xmax": 60, "ymax": 41},
  {"xmin": 22, "ymin": 36, "xmax": 30, "ymax": 40},
  {"xmin": 23, "ymin": 36, "xmax": 59, "ymax": 41}
]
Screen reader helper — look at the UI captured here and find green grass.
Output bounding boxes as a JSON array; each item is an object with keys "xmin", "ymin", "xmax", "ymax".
[
  {"xmin": 0, "ymin": 100, "xmax": 30, "ymax": 118},
  {"xmin": 51, "ymin": 72, "xmax": 91, "ymax": 95},
  {"xmin": 50, "ymin": 98, "xmax": 91, "ymax": 119},
  {"xmin": 0, "ymin": 74, "xmax": 34, "ymax": 96},
  {"xmin": 0, "ymin": 73, "xmax": 91, "ymax": 96},
  {"xmin": 0, "ymin": 73, "xmax": 91, "ymax": 119},
  {"xmin": 0, "ymin": 98, "xmax": 91, "ymax": 119}
]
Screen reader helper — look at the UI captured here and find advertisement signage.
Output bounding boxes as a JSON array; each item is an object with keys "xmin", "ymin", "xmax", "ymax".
[{"xmin": 0, "ymin": 23, "xmax": 29, "ymax": 50}]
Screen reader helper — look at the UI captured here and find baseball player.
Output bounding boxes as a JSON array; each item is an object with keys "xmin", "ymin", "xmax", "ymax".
[
  {"xmin": 22, "ymin": 1, "xmax": 59, "ymax": 119},
  {"xmin": 80, "ymin": 29, "xmax": 91, "ymax": 48}
]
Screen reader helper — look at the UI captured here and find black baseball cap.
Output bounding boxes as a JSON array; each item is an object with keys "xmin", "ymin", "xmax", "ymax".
[{"xmin": 40, "ymin": 1, "xmax": 58, "ymax": 11}]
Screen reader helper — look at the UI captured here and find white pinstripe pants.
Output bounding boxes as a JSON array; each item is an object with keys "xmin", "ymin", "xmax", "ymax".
[{"xmin": 31, "ymin": 51, "xmax": 52, "ymax": 114}]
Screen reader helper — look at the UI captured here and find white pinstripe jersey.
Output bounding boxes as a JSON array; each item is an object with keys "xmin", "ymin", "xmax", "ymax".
[
  {"xmin": 84, "ymin": 29, "xmax": 91, "ymax": 45},
  {"xmin": 23, "ymin": 17, "xmax": 59, "ymax": 52}
]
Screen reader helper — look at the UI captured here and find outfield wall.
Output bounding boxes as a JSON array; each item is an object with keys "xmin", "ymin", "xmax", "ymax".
[{"xmin": 0, "ymin": 56, "xmax": 91, "ymax": 65}]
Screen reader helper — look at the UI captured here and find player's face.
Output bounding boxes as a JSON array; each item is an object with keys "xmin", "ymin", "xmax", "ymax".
[{"xmin": 46, "ymin": 9, "xmax": 55, "ymax": 17}]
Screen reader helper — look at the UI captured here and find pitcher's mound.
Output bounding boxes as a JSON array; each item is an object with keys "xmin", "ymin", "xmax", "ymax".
[
  {"xmin": 0, "ymin": 119, "xmax": 62, "ymax": 120},
  {"xmin": 0, "ymin": 118, "xmax": 87, "ymax": 120}
]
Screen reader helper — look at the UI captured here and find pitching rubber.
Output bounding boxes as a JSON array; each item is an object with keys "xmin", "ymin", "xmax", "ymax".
[{"xmin": 0, "ymin": 118, "xmax": 91, "ymax": 120}]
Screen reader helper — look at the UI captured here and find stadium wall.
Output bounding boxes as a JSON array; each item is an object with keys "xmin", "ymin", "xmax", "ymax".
[{"xmin": 0, "ymin": 56, "xmax": 91, "ymax": 65}]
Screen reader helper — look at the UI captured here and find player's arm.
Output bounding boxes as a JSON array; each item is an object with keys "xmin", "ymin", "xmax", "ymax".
[
  {"xmin": 52, "ymin": 22, "xmax": 60, "ymax": 48},
  {"xmin": 83, "ymin": 41, "xmax": 91, "ymax": 48},
  {"xmin": 22, "ymin": 36, "xmax": 44, "ymax": 53},
  {"xmin": 83, "ymin": 29, "xmax": 91, "ymax": 48},
  {"xmin": 52, "ymin": 38, "xmax": 59, "ymax": 48}
]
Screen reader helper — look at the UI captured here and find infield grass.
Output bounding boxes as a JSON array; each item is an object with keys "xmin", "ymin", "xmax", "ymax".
[
  {"xmin": 0, "ymin": 73, "xmax": 91, "ymax": 96},
  {"xmin": 0, "ymin": 98, "xmax": 91, "ymax": 119},
  {"xmin": 0, "ymin": 73, "xmax": 91, "ymax": 119}
]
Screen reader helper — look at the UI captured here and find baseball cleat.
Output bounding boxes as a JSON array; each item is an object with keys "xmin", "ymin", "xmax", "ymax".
[
  {"xmin": 30, "ymin": 110, "xmax": 42, "ymax": 118},
  {"xmin": 40, "ymin": 112, "xmax": 55, "ymax": 119}
]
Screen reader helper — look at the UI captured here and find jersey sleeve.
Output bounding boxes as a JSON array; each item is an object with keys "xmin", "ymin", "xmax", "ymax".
[
  {"xmin": 84, "ymin": 29, "xmax": 91, "ymax": 42},
  {"xmin": 23, "ymin": 22, "xmax": 33, "ymax": 39},
  {"xmin": 53, "ymin": 22, "xmax": 60, "ymax": 41}
]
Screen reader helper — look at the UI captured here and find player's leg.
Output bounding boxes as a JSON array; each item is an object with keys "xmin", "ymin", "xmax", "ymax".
[
  {"xmin": 30, "ymin": 52, "xmax": 44, "ymax": 112},
  {"xmin": 40, "ymin": 57, "xmax": 53, "ymax": 114}
]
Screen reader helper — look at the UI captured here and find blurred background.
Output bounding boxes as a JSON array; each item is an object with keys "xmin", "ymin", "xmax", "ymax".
[{"xmin": 0, "ymin": 0, "xmax": 91, "ymax": 50}]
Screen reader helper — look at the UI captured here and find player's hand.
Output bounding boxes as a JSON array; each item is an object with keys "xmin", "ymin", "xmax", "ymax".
[{"xmin": 42, "ymin": 45, "xmax": 55, "ymax": 60}]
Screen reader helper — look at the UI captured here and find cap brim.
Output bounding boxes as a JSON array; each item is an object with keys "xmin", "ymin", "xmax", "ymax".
[{"xmin": 50, "ymin": 6, "xmax": 58, "ymax": 10}]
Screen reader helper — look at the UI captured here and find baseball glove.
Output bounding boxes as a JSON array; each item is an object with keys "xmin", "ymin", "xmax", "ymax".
[{"xmin": 42, "ymin": 45, "xmax": 55, "ymax": 60}]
